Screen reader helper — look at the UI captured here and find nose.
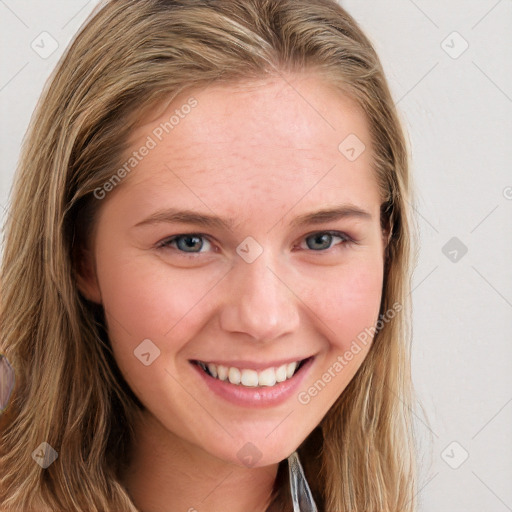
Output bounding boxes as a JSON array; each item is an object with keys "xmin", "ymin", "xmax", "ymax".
[{"xmin": 219, "ymin": 249, "xmax": 300, "ymax": 342}]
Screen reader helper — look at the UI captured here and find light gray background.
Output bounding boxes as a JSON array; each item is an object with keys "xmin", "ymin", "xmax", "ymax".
[{"xmin": 1, "ymin": 1, "xmax": 511, "ymax": 510}]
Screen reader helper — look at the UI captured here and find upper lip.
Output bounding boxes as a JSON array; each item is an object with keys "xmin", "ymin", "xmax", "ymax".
[{"xmin": 191, "ymin": 356, "xmax": 312, "ymax": 371}]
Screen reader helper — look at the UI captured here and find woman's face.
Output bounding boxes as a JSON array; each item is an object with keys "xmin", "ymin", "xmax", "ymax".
[{"xmin": 79, "ymin": 74, "xmax": 387, "ymax": 468}]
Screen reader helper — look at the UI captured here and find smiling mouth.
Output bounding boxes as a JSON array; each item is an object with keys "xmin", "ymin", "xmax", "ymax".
[{"xmin": 191, "ymin": 357, "xmax": 313, "ymax": 388}]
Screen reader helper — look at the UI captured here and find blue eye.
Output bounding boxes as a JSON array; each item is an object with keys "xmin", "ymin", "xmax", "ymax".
[
  {"xmin": 157, "ymin": 234, "xmax": 212, "ymax": 254},
  {"xmin": 156, "ymin": 230, "xmax": 353, "ymax": 256},
  {"xmin": 300, "ymin": 231, "xmax": 353, "ymax": 251}
]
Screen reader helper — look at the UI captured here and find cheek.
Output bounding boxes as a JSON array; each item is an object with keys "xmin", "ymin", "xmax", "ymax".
[
  {"xmin": 299, "ymin": 258, "xmax": 384, "ymax": 350},
  {"xmin": 93, "ymin": 253, "xmax": 227, "ymax": 409},
  {"xmin": 93, "ymin": 249, "xmax": 223, "ymax": 369}
]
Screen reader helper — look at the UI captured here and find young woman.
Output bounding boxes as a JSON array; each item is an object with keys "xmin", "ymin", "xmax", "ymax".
[{"xmin": 0, "ymin": 0, "xmax": 417, "ymax": 510}]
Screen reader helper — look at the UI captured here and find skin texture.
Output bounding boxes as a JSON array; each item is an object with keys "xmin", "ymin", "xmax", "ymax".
[{"xmin": 78, "ymin": 74, "xmax": 387, "ymax": 512}]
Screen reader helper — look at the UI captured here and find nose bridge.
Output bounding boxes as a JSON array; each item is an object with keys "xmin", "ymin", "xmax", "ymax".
[{"xmin": 219, "ymin": 247, "xmax": 300, "ymax": 341}]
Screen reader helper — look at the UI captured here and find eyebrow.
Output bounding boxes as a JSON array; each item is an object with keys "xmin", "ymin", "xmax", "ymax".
[{"xmin": 133, "ymin": 204, "xmax": 372, "ymax": 231}]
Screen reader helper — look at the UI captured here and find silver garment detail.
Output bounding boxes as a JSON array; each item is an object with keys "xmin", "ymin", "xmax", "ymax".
[{"xmin": 287, "ymin": 451, "xmax": 318, "ymax": 512}]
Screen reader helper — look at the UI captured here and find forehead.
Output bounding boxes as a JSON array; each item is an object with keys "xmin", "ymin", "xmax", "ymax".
[{"xmin": 117, "ymin": 73, "xmax": 380, "ymax": 219}]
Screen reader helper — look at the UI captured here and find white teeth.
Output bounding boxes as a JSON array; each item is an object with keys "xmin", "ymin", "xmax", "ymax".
[
  {"xmin": 228, "ymin": 367, "xmax": 241, "ymax": 385},
  {"xmin": 258, "ymin": 367, "xmax": 276, "ymax": 387},
  {"xmin": 275, "ymin": 364, "xmax": 287, "ymax": 382},
  {"xmin": 207, "ymin": 363, "xmax": 218, "ymax": 378},
  {"xmin": 286, "ymin": 362, "xmax": 298, "ymax": 379},
  {"xmin": 240, "ymin": 369, "xmax": 259, "ymax": 387},
  {"xmin": 197, "ymin": 360, "xmax": 304, "ymax": 387},
  {"xmin": 217, "ymin": 365, "xmax": 228, "ymax": 381}
]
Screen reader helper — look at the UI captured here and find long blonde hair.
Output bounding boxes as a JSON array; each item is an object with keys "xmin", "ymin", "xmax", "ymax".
[{"xmin": 0, "ymin": 0, "xmax": 417, "ymax": 510}]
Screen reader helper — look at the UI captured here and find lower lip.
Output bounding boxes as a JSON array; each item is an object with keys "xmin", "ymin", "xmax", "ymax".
[{"xmin": 190, "ymin": 357, "xmax": 315, "ymax": 408}]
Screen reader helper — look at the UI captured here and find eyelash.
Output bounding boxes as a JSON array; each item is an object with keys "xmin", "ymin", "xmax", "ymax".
[{"xmin": 155, "ymin": 230, "xmax": 355, "ymax": 257}]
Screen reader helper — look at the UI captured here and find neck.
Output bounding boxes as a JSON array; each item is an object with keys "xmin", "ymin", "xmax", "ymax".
[{"xmin": 120, "ymin": 411, "xmax": 279, "ymax": 512}]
